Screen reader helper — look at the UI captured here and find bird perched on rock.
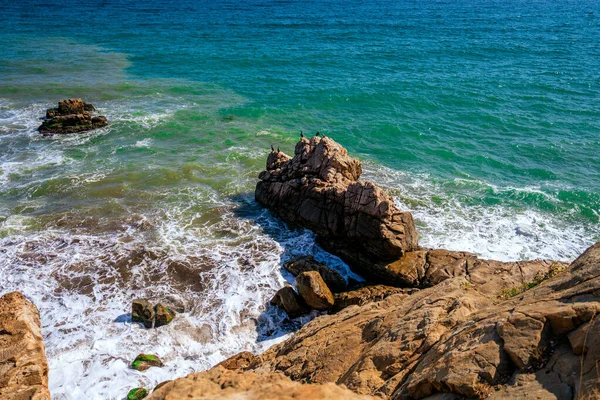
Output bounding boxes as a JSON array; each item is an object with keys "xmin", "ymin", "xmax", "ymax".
[
  {"xmin": 271, "ymin": 145, "xmax": 275, "ymax": 151},
  {"xmin": 277, "ymin": 147, "xmax": 280, "ymax": 153},
  {"xmin": 315, "ymin": 131, "xmax": 320, "ymax": 137},
  {"xmin": 300, "ymin": 131, "xmax": 304, "ymax": 138}
]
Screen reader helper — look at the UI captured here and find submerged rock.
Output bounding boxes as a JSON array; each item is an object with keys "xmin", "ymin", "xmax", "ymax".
[
  {"xmin": 154, "ymin": 303, "xmax": 176, "ymax": 328},
  {"xmin": 131, "ymin": 354, "xmax": 164, "ymax": 371},
  {"xmin": 132, "ymin": 299, "xmax": 155, "ymax": 328},
  {"xmin": 270, "ymin": 286, "xmax": 309, "ymax": 318},
  {"xmin": 38, "ymin": 98, "xmax": 108, "ymax": 135},
  {"xmin": 0, "ymin": 292, "xmax": 51, "ymax": 400},
  {"xmin": 284, "ymin": 256, "xmax": 347, "ymax": 293},
  {"xmin": 127, "ymin": 388, "xmax": 148, "ymax": 400},
  {"xmin": 295, "ymin": 271, "xmax": 335, "ymax": 310},
  {"xmin": 255, "ymin": 137, "xmax": 418, "ymax": 282}
]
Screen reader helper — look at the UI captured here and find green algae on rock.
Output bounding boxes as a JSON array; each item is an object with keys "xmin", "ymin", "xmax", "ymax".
[
  {"xmin": 132, "ymin": 299, "xmax": 154, "ymax": 328},
  {"xmin": 154, "ymin": 303, "xmax": 176, "ymax": 328},
  {"xmin": 131, "ymin": 354, "xmax": 164, "ymax": 371},
  {"xmin": 127, "ymin": 388, "xmax": 148, "ymax": 400}
]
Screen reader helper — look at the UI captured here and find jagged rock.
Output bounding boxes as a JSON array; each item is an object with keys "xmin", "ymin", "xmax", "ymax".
[
  {"xmin": 270, "ymin": 286, "xmax": 309, "ymax": 318},
  {"xmin": 255, "ymin": 137, "xmax": 418, "ymax": 281},
  {"xmin": 0, "ymin": 292, "xmax": 51, "ymax": 400},
  {"xmin": 146, "ymin": 366, "xmax": 376, "ymax": 400},
  {"xmin": 217, "ymin": 351, "xmax": 257, "ymax": 371},
  {"xmin": 127, "ymin": 387, "xmax": 148, "ymax": 400},
  {"xmin": 154, "ymin": 304, "xmax": 176, "ymax": 328},
  {"xmin": 284, "ymin": 256, "xmax": 347, "ymax": 292},
  {"xmin": 131, "ymin": 354, "xmax": 164, "ymax": 371},
  {"xmin": 153, "ymin": 381, "xmax": 171, "ymax": 392},
  {"xmin": 295, "ymin": 271, "xmax": 335, "ymax": 310},
  {"xmin": 38, "ymin": 98, "xmax": 108, "ymax": 135},
  {"xmin": 332, "ymin": 285, "xmax": 417, "ymax": 313},
  {"xmin": 132, "ymin": 299, "xmax": 155, "ymax": 328},
  {"xmin": 242, "ymin": 244, "xmax": 594, "ymax": 399}
]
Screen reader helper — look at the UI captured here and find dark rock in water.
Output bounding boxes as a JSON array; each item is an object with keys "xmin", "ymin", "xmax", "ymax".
[
  {"xmin": 127, "ymin": 387, "xmax": 148, "ymax": 400},
  {"xmin": 270, "ymin": 286, "xmax": 309, "ymax": 318},
  {"xmin": 131, "ymin": 354, "xmax": 164, "ymax": 371},
  {"xmin": 154, "ymin": 303, "xmax": 176, "ymax": 327},
  {"xmin": 217, "ymin": 351, "xmax": 257, "ymax": 371},
  {"xmin": 295, "ymin": 271, "xmax": 335, "ymax": 310},
  {"xmin": 255, "ymin": 137, "xmax": 418, "ymax": 283},
  {"xmin": 284, "ymin": 256, "xmax": 347, "ymax": 293},
  {"xmin": 39, "ymin": 98, "xmax": 108, "ymax": 135},
  {"xmin": 132, "ymin": 299, "xmax": 155, "ymax": 329}
]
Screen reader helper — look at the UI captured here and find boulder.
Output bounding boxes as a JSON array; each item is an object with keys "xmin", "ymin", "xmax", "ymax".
[
  {"xmin": 217, "ymin": 351, "xmax": 257, "ymax": 371},
  {"xmin": 255, "ymin": 137, "xmax": 418, "ymax": 281},
  {"xmin": 242, "ymin": 243, "xmax": 599, "ymax": 400},
  {"xmin": 146, "ymin": 365, "xmax": 376, "ymax": 400},
  {"xmin": 38, "ymin": 98, "xmax": 108, "ymax": 135},
  {"xmin": 127, "ymin": 388, "xmax": 148, "ymax": 400},
  {"xmin": 132, "ymin": 299, "xmax": 155, "ymax": 328},
  {"xmin": 0, "ymin": 292, "xmax": 51, "ymax": 400},
  {"xmin": 332, "ymin": 285, "xmax": 417, "ymax": 313},
  {"xmin": 270, "ymin": 286, "xmax": 309, "ymax": 318},
  {"xmin": 284, "ymin": 256, "xmax": 347, "ymax": 292},
  {"xmin": 131, "ymin": 354, "xmax": 164, "ymax": 371},
  {"xmin": 295, "ymin": 271, "xmax": 335, "ymax": 310},
  {"xmin": 154, "ymin": 304, "xmax": 176, "ymax": 328}
]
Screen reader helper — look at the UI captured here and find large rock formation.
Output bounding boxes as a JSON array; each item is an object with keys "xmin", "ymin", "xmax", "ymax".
[
  {"xmin": 38, "ymin": 98, "xmax": 108, "ymax": 135},
  {"xmin": 255, "ymin": 137, "xmax": 418, "ymax": 280},
  {"xmin": 147, "ymin": 365, "xmax": 376, "ymax": 400},
  {"xmin": 0, "ymin": 292, "xmax": 51, "ymax": 400},
  {"xmin": 239, "ymin": 243, "xmax": 599, "ymax": 400}
]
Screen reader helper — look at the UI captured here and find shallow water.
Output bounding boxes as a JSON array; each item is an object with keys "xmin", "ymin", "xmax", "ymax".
[{"xmin": 0, "ymin": 0, "xmax": 599, "ymax": 398}]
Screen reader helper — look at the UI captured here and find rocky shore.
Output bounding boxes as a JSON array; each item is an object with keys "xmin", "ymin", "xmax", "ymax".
[
  {"xmin": 1, "ymin": 137, "xmax": 599, "ymax": 399},
  {"xmin": 38, "ymin": 98, "xmax": 108, "ymax": 135}
]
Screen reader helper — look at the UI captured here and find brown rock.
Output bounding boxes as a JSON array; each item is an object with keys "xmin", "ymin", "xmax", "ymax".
[
  {"xmin": 270, "ymin": 286, "xmax": 309, "ymax": 318},
  {"xmin": 132, "ymin": 299, "xmax": 154, "ymax": 328},
  {"xmin": 0, "ymin": 292, "xmax": 51, "ymax": 400},
  {"xmin": 154, "ymin": 304, "xmax": 176, "ymax": 328},
  {"xmin": 332, "ymin": 285, "xmax": 416, "ymax": 313},
  {"xmin": 243, "ymin": 243, "xmax": 600, "ymax": 400},
  {"xmin": 255, "ymin": 137, "xmax": 418, "ymax": 281},
  {"xmin": 295, "ymin": 271, "xmax": 335, "ymax": 310},
  {"xmin": 146, "ymin": 366, "xmax": 376, "ymax": 400},
  {"xmin": 39, "ymin": 98, "xmax": 108, "ymax": 135},
  {"xmin": 284, "ymin": 256, "xmax": 347, "ymax": 292},
  {"xmin": 217, "ymin": 351, "xmax": 256, "ymax": 371}
]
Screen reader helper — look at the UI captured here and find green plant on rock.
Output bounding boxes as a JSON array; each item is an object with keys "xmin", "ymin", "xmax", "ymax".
[
  {"xmin": 131, "ymin": 353, "xmax": 164, "ymax": 371},
  {"xmin": 127, "ymin": 388, "xmax": 148, "ymax": 400},
  {"xmin": 499, "ymin": 263, "xmax": 566, "ymax": 299}
]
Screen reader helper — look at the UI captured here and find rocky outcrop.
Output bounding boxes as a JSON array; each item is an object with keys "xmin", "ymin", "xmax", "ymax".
[
  {"xmin": 255, "ymin": 137, "xmax": 418, "ymax": 281},
  {"xmin": 147, "ymin": 365, "xmax": 376, "ymax": 400},
  {"xmin": 38, "ymin": 98, "xmax": 108, "ymax": 135},
  {"xmin": 332, "ymin": 285, "xmax": 417, "ymax": 313},
  {"xmin": 270, "ymin": 286, "xmax": 308, "ymax": 318},
  {"xmin": 0, "ymin": 292, "xmax": 50, "ymax": 400},
  {"xmin": 131, "ymin": 354, "xmax": 164, "ymax": 371},
  {"xmin": 240, "ymin": 243, "xmax": 596, "ymax": 399},
  {"xmin": 131, "ymin": 299, "xmax": 177, "ymax": 328}
]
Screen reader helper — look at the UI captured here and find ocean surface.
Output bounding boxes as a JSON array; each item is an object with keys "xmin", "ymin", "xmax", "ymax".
[{"xmin": 0, "ymin": 0, "xmax": 599, "ymax": 398}]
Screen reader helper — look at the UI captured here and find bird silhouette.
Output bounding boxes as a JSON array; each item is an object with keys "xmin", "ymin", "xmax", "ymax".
[
  {"xmin": 277, "ymin": 147, "xmax": 280, "ymax": 153},
  {"xmin": 300, "ymin": 131, "xmax": 304, "ymax": 138},
  {"xmin": 315, "ymin": 131, "xmax": 320, "ymax": 137},
  {"xmin": 271, "ymin": 145, "xmax": 275, "ymax": 151}
]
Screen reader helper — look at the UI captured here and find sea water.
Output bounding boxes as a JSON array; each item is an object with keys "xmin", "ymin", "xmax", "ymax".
[{"xmin": 0, "ymin": 0, "xmax": 599, "ymax": 398}]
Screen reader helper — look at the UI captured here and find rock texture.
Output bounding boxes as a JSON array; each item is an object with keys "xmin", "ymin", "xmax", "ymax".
[
  {"xmin": 295, "ymin": 270, "xmax": 335, "ymax": 310},
  {"xmin": 147, "ymin": 365, "xmax": 376, "ymax": 400},
  {"xmin": 284, "ymin": 256, "xmax": 347, "ymax": 292},
  {"xmin": 0, "ymin": 292, "xmax": 51, "ymax": 400},
  {"xmin": 242, "ymin": 245, "xmax": 595, "ymax": 400},
  {"xmin": 332, "ymin": 285, "xmax": 417, "ymax": 313},
  {"xmin": 38, "ymin": 98, "xmax": 108, "ymax": 135},
  {"xmin": 255, "ymin": 137, "xmax": 418, "ymax": 280},
  {"xmin": 270, "ymin": 286, "xmax": 309, "ymax": 318}
]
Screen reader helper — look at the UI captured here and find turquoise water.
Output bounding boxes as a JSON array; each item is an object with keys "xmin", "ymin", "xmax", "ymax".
[{"xmin": 1, "ymin": 1, "xmax": 599, "ymax": 398}]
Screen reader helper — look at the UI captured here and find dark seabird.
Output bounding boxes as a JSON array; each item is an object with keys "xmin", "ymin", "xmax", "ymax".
[
  {"xmin": 277, "ymin": 147, "xmax": 280, "ymax": 153},
  {"xmin": 315, "ymin": 131, "xmax": 320, "ymax": 137},
  {"xmin": 300, "ymin": 131, "xmax": 304, "ymax": 138},
  {"xmin": 271, "ymin": 145, "xmax": 275, "ymax": 151}
]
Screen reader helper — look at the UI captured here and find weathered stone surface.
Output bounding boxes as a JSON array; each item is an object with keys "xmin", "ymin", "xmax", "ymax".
[
  {"xmin": 131, "ymin": 354, "xmax": 164, "ymax": 371},
  {"xmin": 284, "ymin": 256, "xmax": 347, "ymax": 292},
  {"xmin": 270, "ymin": 286, "xmax": 309, "ymax": 318},
  {"xmin": 39, "ymin": 98, "xmax": 108, "ymax": 135},
  {"xmin": 255, "ymin": 137, "xmax": 418, "ymax": 280},
  {"xmin": 244, "ymin": 243, "xmax": 600, "ymax": 400},
  {"xmin": 154, "ymin": 304, "xmax": 176, "ymax": 328},
  {"xmin": 217, "ymin": 351, "xmax": 257, "ymax": 371},
  {"xmin": 127, "ymin": 387, "xmax": 148, "ymax": 400},
  {"xmin": 147, "ymin": 366, "xmax": 376, "ymax": 400},
  {"xmin": 295, "ymin": 271, "xmax": 335, "ymax": 310},
  {"xmin": 132, "ymin": 299, "xmax": 155, "ymax": 328},
  {"xmin": 0, "ymin": 292, "xmax": 51, "ymax": 400},
  {"xmin": 332, "ymin": 285, "xmax": 416, "ymax": 313}
]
